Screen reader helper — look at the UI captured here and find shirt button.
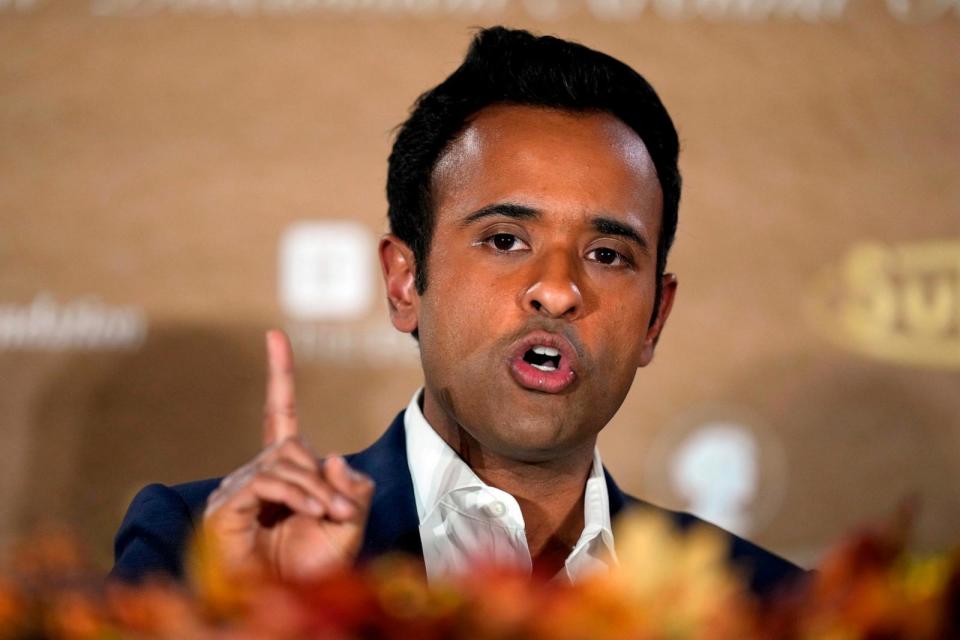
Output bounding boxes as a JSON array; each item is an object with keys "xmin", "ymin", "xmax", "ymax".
[{"xmin": 486, "ymin": 501, "xmax": 507, "ymax": 517}]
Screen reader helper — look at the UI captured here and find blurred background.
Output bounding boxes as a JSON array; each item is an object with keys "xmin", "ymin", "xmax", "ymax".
[{"xmin": 1, "ymin": 0, "xmax": 957, "ymax": 570}]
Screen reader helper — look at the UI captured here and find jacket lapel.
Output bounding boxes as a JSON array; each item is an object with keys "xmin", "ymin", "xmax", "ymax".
[
  {"xmin": 347, "ymin": 411, "xmax": 424, "ymax": 562},
  {"xmin": 349, "ymin": 411, "xmax": 647, "ymax": 565},
  {"xmin": 603, "ymin": 467, "xmax": 638, "ymax": 521}
]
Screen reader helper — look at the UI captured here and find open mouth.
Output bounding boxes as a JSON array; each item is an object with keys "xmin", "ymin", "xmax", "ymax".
[
  {"xmin": 508, "ymin": 332, "xmax": 578, "ymax": 394},
  {"xmin": 522, "ymin": 345, "xmax": 562, "ymax": 372}
]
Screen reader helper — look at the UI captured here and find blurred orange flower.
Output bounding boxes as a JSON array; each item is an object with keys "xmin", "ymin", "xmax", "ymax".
[{"xmin": 0, "ymin": 509, "xmax": 957, "ymax": 639}]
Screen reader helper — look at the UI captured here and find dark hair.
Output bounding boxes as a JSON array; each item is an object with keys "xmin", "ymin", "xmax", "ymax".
[{"xmin": 387, "ymin": 26, "xmax": 681, "ymax": 320}]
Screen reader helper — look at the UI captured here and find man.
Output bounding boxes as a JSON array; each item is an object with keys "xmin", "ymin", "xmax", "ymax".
[{"xmin": 112, "ymin": 26, "xmax": 803, "ymax": 595}]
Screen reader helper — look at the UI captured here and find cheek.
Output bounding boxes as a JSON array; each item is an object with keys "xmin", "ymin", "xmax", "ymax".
[
  {"xmin": 592, "ymin": 291, "xmax": 653, "ymax": 368},
  {"xmin": 420, "ymin": 257, "xmax": 514, "ymax": 365}
]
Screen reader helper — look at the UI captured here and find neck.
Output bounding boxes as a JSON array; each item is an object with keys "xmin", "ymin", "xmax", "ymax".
[{"xmin": 420, "ymin": 390, "xmax": 596, "ymax": 562}]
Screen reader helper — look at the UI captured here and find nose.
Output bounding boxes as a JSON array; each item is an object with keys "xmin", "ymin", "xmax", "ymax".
[{"xmin": 521, "ymin": 248, "xmax": 584, "ymax": 320}]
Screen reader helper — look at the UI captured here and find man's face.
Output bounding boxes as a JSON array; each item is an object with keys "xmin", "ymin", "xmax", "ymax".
[{"xmin": 388, "ymin": 105, "xmax": 675, "ymax": 463}]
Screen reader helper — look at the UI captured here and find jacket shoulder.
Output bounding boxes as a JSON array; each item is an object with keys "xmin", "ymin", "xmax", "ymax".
[
  {"xmin": 110, "ymin": 478, "xmax": 222, "ymax": 583},
  {"xmin": 620, "ymin": 492, "xmax": 807, "ymax": 599},
  {"xmin": 109, "ymin": 412, "xmax": 411, "ymax": 584}
]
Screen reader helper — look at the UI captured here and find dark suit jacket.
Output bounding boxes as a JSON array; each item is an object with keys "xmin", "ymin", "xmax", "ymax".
[{"xmin": 112, "ymin": 410, "xmax": 805, "ymax": 597}]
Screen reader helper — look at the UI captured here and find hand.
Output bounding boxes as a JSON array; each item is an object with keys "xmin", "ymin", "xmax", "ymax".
[{"xmin": 202, "ymin": 330, "xmax": 375, "ymax": 582}]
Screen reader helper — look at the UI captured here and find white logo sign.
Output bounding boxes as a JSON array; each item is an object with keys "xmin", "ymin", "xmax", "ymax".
[
  {"xmin": 0, "ymin": 292, "xmax": 147, "ymax": 350},
  {"xmin": 644, "ymin": 408, "xmax": 787, "ymax": 537},
  {"xmin": 0, "ymin": 0, "xmax": 44, "ymax": 11},
  {"xmin": 670, "ymin": 422, "xmax": 759, "ymax": 535},
  {"xmin": 278, "ymin": 220, "xmax": 376, "ymax": 321}
]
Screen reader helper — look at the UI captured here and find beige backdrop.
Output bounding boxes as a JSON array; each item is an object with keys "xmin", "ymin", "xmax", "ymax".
[{"xmin": 1, "ymin": 0, "xmax": 958, "ymax": 570}]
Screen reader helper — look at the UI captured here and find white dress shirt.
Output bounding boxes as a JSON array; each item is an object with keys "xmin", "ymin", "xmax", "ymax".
[{"xmin": 403, "ymin": 389, "xmax": 618, "ymax": 583}]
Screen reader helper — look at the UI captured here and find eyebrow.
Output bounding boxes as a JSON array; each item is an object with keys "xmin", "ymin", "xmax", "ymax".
[
  {"xmin": 592, "ymin": 216, "xmax": 650, "ymax": 255},
  {"xmin": 461, "ymin": 202, "xmax": 540, "ymax": 226}
]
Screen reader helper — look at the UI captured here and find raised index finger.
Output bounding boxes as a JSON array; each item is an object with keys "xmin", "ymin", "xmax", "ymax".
[{"xmin": 263, "ymin": 329, "xmax": 298, "ymax": 447}]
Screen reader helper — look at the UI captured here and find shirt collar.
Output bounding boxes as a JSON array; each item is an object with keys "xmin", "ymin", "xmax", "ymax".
[
  {"xmin": 403, "ymin": 388, "xmax": 617, "ymax": 580},
  {"xmin": 566, "ymin": 447, "xmax": 619, "ymax": 575},
  {"xmin": 404, "ymin": 389, "xmax": 519, "ymax": 524}
]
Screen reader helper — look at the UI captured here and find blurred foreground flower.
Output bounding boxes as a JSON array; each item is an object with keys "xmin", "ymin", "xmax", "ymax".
[
  {"xmin": 764, "ymin": 506, "xmax": 960, "ymax": 639},
  {"xmin": 0, "ymin": 509, "xmax": 957, "ymax": 639}
]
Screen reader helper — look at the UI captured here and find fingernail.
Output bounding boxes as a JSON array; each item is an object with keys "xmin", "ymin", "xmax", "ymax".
[
  {"xmin": 332, "ymin": 494, "xmax": 354, "ymax": 517},
  {"xmin": 306, "ymin": 496, "xmax": 323, "ymax": 516},
  {"xmin": 348, "ymin": 466, "xmax": 365, "ymax": 483}
]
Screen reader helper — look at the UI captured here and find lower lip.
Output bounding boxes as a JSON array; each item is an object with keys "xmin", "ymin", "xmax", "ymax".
[{"xmin": 509, "ymin": 356, "xmax": 577, "ymax": 394}]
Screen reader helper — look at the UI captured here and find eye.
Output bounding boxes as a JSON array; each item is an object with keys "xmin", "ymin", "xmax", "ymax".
[
  {"xmin": 587, "ymin": 247, "xmax": 628, "ymax": 266},
  {"xmin": 485, "ymin": 233, "xmax": 528, "ymax": 252}
]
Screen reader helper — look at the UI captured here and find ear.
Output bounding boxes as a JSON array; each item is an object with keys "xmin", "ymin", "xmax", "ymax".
[
  {"xmin": 638, "ymin": 273, "xmax": 677, "ymax": 367},
  {"xmin": 379, "ymin": 234, "xmax": 419, "ymax": 334}
]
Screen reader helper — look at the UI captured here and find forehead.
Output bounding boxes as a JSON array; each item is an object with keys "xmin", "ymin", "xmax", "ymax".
[{"xmin": 431, "ymin": 105, "xmax": 662, "ymax": 228}]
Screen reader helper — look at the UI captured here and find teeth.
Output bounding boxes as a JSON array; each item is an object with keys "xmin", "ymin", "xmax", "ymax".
[
  {"xmin": 531, "ymin": 362, "xmax": 557, "ymax": 372},
  {"xmin": 532, "ymin": 345, "xmax": 560, "ymax": 357}
]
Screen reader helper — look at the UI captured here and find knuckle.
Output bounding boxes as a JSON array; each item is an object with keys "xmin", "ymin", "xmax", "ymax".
[
  {"xmin": 249, "ymin": 474, "xmax": 276, "ymax": 492},
  {"xmin": 265, "ymin": 457, "xmax": 288, "ymax": 472},
  {"xmin": 309, "ymin": 480, "xmax": 334, "ymax": 500},
  {"xmin": 263, "ymin": 405, "xmax": 297, "ymax": 419},
  {"xmin": 277, "ymin": 437, "xmax": 302, "ymax": 453},
  {"xmin": 273, "ymin": 459, "xmax": 303, "ymax": 477}
]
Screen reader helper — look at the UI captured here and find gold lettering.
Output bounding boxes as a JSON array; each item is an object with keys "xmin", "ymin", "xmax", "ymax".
[
  {"xmin": 896, "ymin": 240, "xmax": 960, "ymax": 338},
  {"xmin": 812, "ymin": 239, "xmax": 960, "ymax": 369},
  {"xmin": 841, "ymin": 243, "xmax": 897, "ymax": 341},
  {"xmin": 900, "ymin": 272, "xmax": 956, "ymax": 337}
]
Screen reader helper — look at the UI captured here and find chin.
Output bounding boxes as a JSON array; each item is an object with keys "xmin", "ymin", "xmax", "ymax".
[{"xmin": 482, "ymin": 411, "xmax": 596, "ymax": 463}]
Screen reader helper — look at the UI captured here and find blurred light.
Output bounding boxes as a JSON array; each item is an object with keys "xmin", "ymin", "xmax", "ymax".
[
  {"xmin": 669, "ymin": 422, "xmax": 759, "ymax": 536},
  {"xmin": 278, "ymin": 220, "xmax": 375, "ymax": 321}
]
